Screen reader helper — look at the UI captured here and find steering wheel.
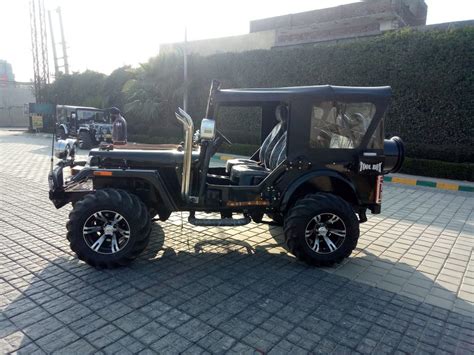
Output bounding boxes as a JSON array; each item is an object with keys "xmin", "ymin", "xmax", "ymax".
[{"xmin": 215, "ymin": 129, "xmax": 232, "ymax": 146}]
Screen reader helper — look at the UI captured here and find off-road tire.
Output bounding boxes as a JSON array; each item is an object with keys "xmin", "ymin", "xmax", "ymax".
[
  {"xmin": 284, "ymin": 193, "xmax": 359, "ymax": 267},
  {"xmin": 66, "ymin": 188, "xmax": 151, "ymax": 268},
  {"xmin": 78, "ymin": 131, "xmax": 93, "ymax": 150},
  {"xmin": 57, "ymin": 126, "xmax": 67, "ymax": 140}
]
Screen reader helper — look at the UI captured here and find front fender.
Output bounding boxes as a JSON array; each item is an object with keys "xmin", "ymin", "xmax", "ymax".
[
  {"xmin": 59, "ymin": 124, "xmax": 68, "ymax": 135},
  {"xmin": 83, "ymin": 168, "xmax": 178, "ymax": 211},
  {"xmin": 279, "ymin": 169, "xmax": 360, "ymax": 211}
]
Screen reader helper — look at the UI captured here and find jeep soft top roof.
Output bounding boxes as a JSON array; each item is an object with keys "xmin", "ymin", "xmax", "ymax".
[{"xmin": 213, "ymin": 85, "xmax": 391, "ymax": 104}]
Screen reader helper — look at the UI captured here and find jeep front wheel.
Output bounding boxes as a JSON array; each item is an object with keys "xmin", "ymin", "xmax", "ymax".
[
  {"xmin": 284, "ymin": 193, "xmax": 359, "ymax": 266},
  {"xmin": 66, "ymin": 189, "xmax": 151, "ymax": 268}
]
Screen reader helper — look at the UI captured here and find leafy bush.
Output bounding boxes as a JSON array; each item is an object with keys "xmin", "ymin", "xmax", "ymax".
[
  {"xmin": 181, "ymin": 27, "xmax": 474, "ymax": 163},
  {"xmin": 219, "ymin": 143, "xmax": 259, "ymax": 156},
  {"xmin": 137, "ymin": 27, "xmax": 472, "ymax": 164},
  {"xmin": 400, "ymin": 158, "xmax": 474, "ymax": 182},
  {"xmin": 45, "ymin": 26, "xmax": 474, "ymax": 171}
]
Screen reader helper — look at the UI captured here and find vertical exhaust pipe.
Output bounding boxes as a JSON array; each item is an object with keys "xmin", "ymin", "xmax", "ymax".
[{"xmin": 175, "ymin": 108, "xmax": 194, "ymax": 199}]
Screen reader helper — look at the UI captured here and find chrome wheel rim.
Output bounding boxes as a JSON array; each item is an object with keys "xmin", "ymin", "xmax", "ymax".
[
  {"xmin": 304, "ymin": 213, "xmax": 346, "ymax": 254},
  {"xmin": 83, "ymin": 210, "xmax": 130, "ymax": 255}
]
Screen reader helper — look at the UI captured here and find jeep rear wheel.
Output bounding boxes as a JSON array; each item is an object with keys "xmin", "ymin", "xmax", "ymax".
[
  {"xmin": 284, "ymin": 193, "xmax": 359, "ymax": 266},
  {"xmin": 78, "ymin": 131, "xmax": 93, "ymax": 150},
  {"xmin": 66, "ymin": 189, "xmax": 151, "ymax": 268}
]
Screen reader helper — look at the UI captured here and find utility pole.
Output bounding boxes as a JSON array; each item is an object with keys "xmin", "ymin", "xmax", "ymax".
[
  {"xmin": 30, "ymin": 0, "xmax": 41, "ymax": 101},
  {"xmin": 29, "ymin": 0, "xmax": 49, "ymax": 102},
  {"xmin": 183, "ymin": 27, "xmax": 188, "ymax": 112},
  {"xmin": 57, "ymin": 7, "xmax": 69, "ymax": 75},
  {"xmin": 38, "ymin": 0, "xmax": 49, "ymax": 85},
  {"xmin": 48, "ymin": 10, "xmax": 59, "ymax": 77}
]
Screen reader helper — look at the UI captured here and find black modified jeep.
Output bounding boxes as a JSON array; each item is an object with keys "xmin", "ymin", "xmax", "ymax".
[
  {"xmin": 49, "ymin": 80, "xmax": 404, "ymax": 268},
  {"xmin": 56, "ymin": 105, "xmax": 112, "ymax": 149}
]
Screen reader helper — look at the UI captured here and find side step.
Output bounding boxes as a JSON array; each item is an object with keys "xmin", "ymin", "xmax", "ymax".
[{"xmin": 188, "ymin": 212, "xmax": 251, "ymax": 227}]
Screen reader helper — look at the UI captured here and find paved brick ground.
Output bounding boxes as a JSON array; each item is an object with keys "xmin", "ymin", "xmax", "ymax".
[{"xmin": 0, "ymin": 130, "xmax": 473, "ymax": 354}]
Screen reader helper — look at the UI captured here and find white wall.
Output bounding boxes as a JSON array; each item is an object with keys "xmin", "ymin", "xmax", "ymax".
[
  {"xmin": 160, "ymin": 30, "xmax": 276, "ymax": 57},
  {"xmin": 0, "ymin": 84, "xmax": 34, "ymax": 127}
]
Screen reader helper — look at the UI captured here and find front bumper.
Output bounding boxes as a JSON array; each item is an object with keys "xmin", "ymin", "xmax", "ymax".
[
  {"xmin": 48, "ymin": 165, "xmax": 67, "ymax": 208},
  {"xmin": 48, "ymin": 163, "xmax": 93, "ymax": 209}
]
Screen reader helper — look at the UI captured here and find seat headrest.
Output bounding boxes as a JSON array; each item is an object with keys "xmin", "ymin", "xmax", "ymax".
[{"xmin": 275, "ymin": 104, "xmax": 289, "ymax": 123}]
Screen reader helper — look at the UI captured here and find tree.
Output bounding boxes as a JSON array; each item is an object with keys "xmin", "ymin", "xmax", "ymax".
[
  {"xmin": 44, "ymin": 70, "xmax": 106, "ymax": 107},
  {"xmin": 103, "ymin": 66, "xmax": 135, "ymax": 109}
]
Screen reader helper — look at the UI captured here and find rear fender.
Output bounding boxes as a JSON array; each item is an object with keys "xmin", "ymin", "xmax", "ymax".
[{"xmin": 280, "ymin": 170, "xmax": 360, "ymax": 212}]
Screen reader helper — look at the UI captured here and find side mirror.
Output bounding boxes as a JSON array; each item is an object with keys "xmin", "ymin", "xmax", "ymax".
[{"xmin": 200, "ymin": 118, "xmax": 215, "ymax": 140}]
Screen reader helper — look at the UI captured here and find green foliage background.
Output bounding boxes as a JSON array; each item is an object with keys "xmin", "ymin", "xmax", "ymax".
[{"xmin": 45, "ymin": 27, "xmax": 474, "ymax": 170}]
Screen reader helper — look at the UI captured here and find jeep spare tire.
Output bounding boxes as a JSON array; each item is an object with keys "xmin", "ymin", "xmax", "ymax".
[
  {"xmin": 57, "ymin": 126, "xmax": 67, "ymax": 140},
  {"xmin": 78, "ymin": 131, "xmax": 93, "ymax": 150}
]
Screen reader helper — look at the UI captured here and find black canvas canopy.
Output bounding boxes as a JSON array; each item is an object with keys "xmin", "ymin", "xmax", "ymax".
[{"xmin": 213, "ymin": 85, "xmax": 391, "ymax": 104}]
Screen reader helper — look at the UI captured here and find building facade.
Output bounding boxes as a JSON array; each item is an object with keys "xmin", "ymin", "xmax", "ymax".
[
  {"xmin": 0, "ymin": 60, "xmax": 34, "ymax": 127},
  {"xmin": 160, "ymin": 0, "xmax": 428, "ymax": 56},
  {"xmin": 0, "ymin": 59, "xmax": 15, "ymax": 83}
]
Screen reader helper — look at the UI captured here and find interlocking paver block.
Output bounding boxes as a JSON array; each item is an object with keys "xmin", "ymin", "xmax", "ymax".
[{"xmin": 1, "ymin": 130, "xmax": 474, "ymax": 354}]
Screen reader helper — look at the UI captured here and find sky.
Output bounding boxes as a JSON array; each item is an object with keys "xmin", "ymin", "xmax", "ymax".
[{"xmin": 2, "ymin": 0, "xmax": 473, "ymax": 82}]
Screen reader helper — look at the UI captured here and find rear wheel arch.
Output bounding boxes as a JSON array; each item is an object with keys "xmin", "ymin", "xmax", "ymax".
[{"xmin": 280, "ymin": 171, "xmax": 359, "ymax": 213}]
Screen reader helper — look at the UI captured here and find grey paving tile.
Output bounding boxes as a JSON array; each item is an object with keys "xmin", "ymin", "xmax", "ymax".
[
  {"xmin": 113, "ymin": 311, "xmax": 151, "ymax": 333},
  {"xmin": 36, "ymin": 327, "xmax": 80, "ymax": 353},
  {"xmin": 1, "ymin": 131, "xmax": 474, "ymax": 354},
  {"xmin": 150, "ymin": 332, "xmax": 192, "ymax": 353}
]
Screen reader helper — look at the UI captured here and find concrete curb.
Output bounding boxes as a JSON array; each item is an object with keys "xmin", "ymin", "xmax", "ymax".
[
  {"xmin": 383, "ymin": 176, "xmax": 473, "ymax": 193},
  {"xmin": 214, "ymin": 153, "xmax": 474, "ymax": 193}
]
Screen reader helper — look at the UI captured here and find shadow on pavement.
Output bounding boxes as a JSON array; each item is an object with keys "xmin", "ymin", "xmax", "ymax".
[
  {"xmin": 2, "ymin": 223, "xmax": 473, "ymax": 354},
  {"xmin": 266, "ymin": 223, "xmax": 473, "ymax": 314}
]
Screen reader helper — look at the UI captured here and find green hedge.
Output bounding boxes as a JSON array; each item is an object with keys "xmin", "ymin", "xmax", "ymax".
[
  {"xmin": 174, "ymin": 27, "xmax": 473, "ymax": 163},
  {"xmin": 219, "ymin": 143, "xmax": 259, "ymax": 156},
  {"xmin": 136, "ymin": 27, "xmax": 474, "ymax": 180},
  {"xmin": 400, "ymin": 158, "xmax": 473, "ymax": 181},
  {"xmin": 46, "ymin": 26, "xmax": 474, "ymax": 180}
]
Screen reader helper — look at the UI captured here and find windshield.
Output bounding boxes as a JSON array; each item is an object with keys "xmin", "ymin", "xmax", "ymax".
[
  {"xmin": 77, "ymin": 110, "xmax": 108, "ymax": 124},
  {"xmin": 310, "ymin": 102, "xmax": 382, "ymax": 149}
]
